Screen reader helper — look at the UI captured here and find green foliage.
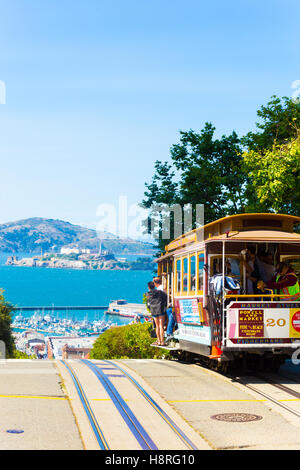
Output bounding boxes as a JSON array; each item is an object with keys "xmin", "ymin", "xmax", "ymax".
[
  {"xmin": 143, "ymin": 96, "xmax": 300, "ymax": 252},
  {"xmin": 243, "ymin": 96, "xmax": 300, "ymax": 151},
  {"xmin": 142, "ymin": 292, "xmax": 151, "ymax": 313},
  {"xmin": 90, "ymin": 323, "xmax": 170, "ymax": 360},
  {"xmin": 142, "ymin": 161, "xmax": 179, "ymax": 254},
  {"xmin": 142, "ymin": 123, "xmax": 247, "ymax": 251},
  {"xmin": 13, "ymin": 350, "xmax": 36, "ymax": 359},
  {"xmin": 0, "ymin": 291, "xmax": 36, "ymax": 359},
  {"xmin": 0, "ymin": 291, "xmax": 15, "ymax": 357},
  {"xmin": 171, "ymin": 125, "xmax": 246, "ymax": 217},
  {"xmin": 243, "ymin": 134, "xmax": 300, "ymax": 215}
]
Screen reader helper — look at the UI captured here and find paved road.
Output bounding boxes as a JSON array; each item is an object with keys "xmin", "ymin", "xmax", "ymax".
[
  {"xmin": 124, "ymin": 359, "xmax": 300, "ymax": 450},
  {"xmin": 2, "ymin": 358, "xmax": 300, "ymax": 450},
  {"xmin": 57, "ymin": 359, "xmax": 209, "ymax": 450}
]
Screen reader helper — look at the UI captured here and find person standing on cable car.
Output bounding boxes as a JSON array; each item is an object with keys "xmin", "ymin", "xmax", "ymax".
[
  {"xmin": 147, "ymin": 281, "xmax": 167, "ymax": 346},
  {"xmin": 258, "ymin": 261, "xmax": 300, "ymax": 301},
  {"xmin": 153, "ymin": 277, "xmax": 164, "ymax": 291},
  {"xmin": 240, "ymin": 247, "xmax": 259, "ymax": 294}
]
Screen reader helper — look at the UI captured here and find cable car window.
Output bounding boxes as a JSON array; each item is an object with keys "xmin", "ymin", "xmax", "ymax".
[
  {"xmin": 210, "ymin": 256, "xmax": 241, "ymax": 279},
  {"xmin": 190, "ymin": 255, "xmax": 196, "ymax": 292},
  {"xmin": 183, "ymin": 257, "xmax": 188, "ymax": 292},
  {"xmin": 176, "ymin": 259, "xmax": 181, "ymax": 293},
  {"xmin": 198, "ymin": 254, "xmax": 204, "ymax": 292},
  {"xmin": 226, "ymin": 257, "xmax": 241, "ymax": 278}
]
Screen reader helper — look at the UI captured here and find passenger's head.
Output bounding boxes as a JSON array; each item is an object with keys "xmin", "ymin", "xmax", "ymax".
[
  {"xmin": 153, "ymin": 277, "xmax": 162, "ymax": 287},
  {"xmin": 248, "ymin": 247, "xmax": 256, "ymax": 259},
  {"xmin": 264, "ymin": 252, "xmax": 273, "ymax": 265},
  {"xmin": 148, "ymin": 281, "xmax": 155, "ymax": 291},
  {"xmin": 276, "ymin": 261, "xmax": 290, "ymax": 275}
]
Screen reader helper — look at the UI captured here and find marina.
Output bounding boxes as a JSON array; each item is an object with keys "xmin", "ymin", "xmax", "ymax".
[
  {"xmin": 12, "ymin": 312, "xmax": 116, "ymax": 359},
  {"xmin": 11, "ymin": 300, "xmax": 151, "ymax": 359},
  {"xmin": 12, "ymin": 312, "xmax": 114, "ymax": 337}
]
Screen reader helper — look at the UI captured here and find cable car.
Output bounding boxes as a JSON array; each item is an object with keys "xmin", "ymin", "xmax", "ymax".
[{"xmin": 156, "ymin": 213, "xmax": 300, "ymax": 371}]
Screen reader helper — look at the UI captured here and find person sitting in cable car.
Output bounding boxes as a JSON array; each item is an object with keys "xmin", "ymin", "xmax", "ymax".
[
  {"xmin": 240, "ymin": 247, "xmax": 259, "ymax": 294},
  {"xmin": 225, "ymin": 260, "xmax": 232, "ymax": 276},
  {"xmin": 257, "ymin": 261, "xmax": 300, "ymax": 301}
]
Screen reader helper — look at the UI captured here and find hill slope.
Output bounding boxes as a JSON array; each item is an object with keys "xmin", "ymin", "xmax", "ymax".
[{"xmin": 0, "ymin": 218, "xmax": 155, "ymax": 255}]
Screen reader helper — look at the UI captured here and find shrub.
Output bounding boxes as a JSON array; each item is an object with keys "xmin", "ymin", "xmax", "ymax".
[
  {"xmin": 13, "ymin": 350, "xmax": 36, "ymax": 359},
  {"xmin": 0, "ymin": 291, "xmax": 15, "ymax": 357},
  {"xmin": 90, "ymin": 322, "xmax": 170, "ymax": 360},
  {"xmin": 0, "ymin": 291, "xmax": 36, "ymax": 359}
]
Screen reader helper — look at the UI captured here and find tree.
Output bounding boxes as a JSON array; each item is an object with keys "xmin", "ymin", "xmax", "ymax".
[
  {"xmin": 243, "ymin": 133, "xmax": 300, "ymax": 215},
  {"xmin": 143, "ymin": 95, "xmax": 300, "ymax": 255},
  {"xmin": 142, "ymin": 161, "xmax": 180, "ymax": 253},
  {"xmin": 242, "ymin": 96, "xmax": 300, "ymax": 214},
  {"xmin": 171, "ymin": 124, "xmax": 246, "ymax": 218},
  {"xmin": 243, "ymin": 95, "xmax": 300, "ymax": 151},
  {"xmin": 142, "ymin": 123, "xmax": 247, "ymax": 252}
]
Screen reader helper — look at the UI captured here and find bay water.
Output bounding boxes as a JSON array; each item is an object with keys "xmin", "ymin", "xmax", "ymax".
[{"xmin": 0, "ymin": 253, "xmax": 153, "ymax": 324}]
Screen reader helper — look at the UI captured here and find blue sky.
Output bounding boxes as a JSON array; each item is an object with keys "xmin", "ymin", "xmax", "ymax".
[{"xmin": 0, "ymin": 0, "xmax": 299, "ymax": 234}]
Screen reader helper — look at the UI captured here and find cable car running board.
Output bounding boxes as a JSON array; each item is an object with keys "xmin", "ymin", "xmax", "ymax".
[{"xmin": 150, "ymin": 343, "xmax": 180, "ymax": 351}]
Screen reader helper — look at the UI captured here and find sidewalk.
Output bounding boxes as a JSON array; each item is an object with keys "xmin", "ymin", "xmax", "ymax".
[{"xmin": 0, "ymin": 360, "xmax": 83, "ymax": 450}]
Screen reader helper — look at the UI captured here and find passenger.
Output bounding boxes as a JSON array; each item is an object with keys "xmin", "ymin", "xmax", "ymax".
[
  {"xmin": 147, "ymin": 281, "xmax": 168, "ymax": 346},
  {"xmin": 153, "ymin": 276, "xmax": 168, "ymax": 330},
  {"xmin": 165, "ymin": 304, "xmax": 177, "ymax": 340},
  {"xmin": 225, "ymin": 260, "xmax": 238, "ymax": 277},
  {"xmin": 153, "ymin": 277, "xmax": 164, "ymax": 291},
  {"xmin": 153, "ymin": 277, "xmax": 168, "ymax": 330},
  {"xmin": 225, "ymin": 260, "xmax": 231, "ymax": 276},
  {"xmin": 256, "ymin": 251, "xmax": 276, "ymax": 283},
  {"xmin": 258, "ymin": 262, "xmax": 300, "ymax": 301},
  {"xmin": 240, "ymin": 248, "xmax": 259, "ymax": 294},
  {"xmin": 263, "ymin": 252, "xmax": 276, "ymax": 281}
]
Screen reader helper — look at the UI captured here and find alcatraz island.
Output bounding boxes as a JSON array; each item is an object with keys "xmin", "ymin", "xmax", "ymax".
[
  {"xmin": 1, "ymin": 217, "xmax": 156, "ymax": 271},
  {"xmin": 6, "ymin": 247, "xmax": 155, "ymax": 271}
]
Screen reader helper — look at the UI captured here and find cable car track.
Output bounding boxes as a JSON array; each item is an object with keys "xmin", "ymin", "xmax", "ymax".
[
  {"xmin": 60, "ymin": 360, "xmax": 110, "ymax": 450},
  {"xmin": 228, "ymin": 371, "xmax": 300, "ymax": 420},
  {"xmin": 81, "ymin": 359, "xmax": 158, "ymax": 450},
  {"xmin": 61, "ymin": 359, "xmax": 199, "ymax": 450},
  {"xmin": 256, "ymin": 373, "xmax": 300, "ymax": 400},
  {"xmin": 192, "ymin": 359, "xmax": 300, "ymax": 420},
  {"xmin": 99, "ymin": 359, "xmax": 199, "ymax": 450}
]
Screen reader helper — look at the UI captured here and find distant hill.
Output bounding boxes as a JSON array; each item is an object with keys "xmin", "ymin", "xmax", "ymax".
[{"xmin": 0, "ymin": 218, "xmax": 155, "ymax": 255}]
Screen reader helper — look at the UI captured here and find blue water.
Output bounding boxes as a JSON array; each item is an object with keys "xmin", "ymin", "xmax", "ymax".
[{"xmin": 0, "ymin": 263, "xmax": 153, "ymax": 323}]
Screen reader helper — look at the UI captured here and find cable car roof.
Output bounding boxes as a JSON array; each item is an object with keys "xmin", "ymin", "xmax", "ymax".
[
  {"xmin": 157, "ymin": 213, "xmax": 300, "ymax": 261},
  {"xmin": 206, "ymin": 229, "xmax": 300, "ymax": 242}
]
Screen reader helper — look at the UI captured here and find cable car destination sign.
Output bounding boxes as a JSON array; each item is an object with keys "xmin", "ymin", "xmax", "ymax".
[{"xmin": 239, "ymin": 309, "xmax": 264, "ymax": 337}]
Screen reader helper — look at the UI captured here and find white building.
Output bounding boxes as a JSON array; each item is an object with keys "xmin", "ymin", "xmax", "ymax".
[{"xmin": 60, "ymin": 248, "xmax": 80, "ymax": 255}]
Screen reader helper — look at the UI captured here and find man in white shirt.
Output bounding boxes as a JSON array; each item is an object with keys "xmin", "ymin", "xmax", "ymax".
[{"xmin": 153, "ymin": 277, "xmax": 164, "ymax": 291}]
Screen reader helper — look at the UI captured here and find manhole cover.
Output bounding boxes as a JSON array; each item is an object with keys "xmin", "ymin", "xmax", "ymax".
[{"xmin": 211, "ymin": 413, "xmax": 263, "ymax": 422}]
